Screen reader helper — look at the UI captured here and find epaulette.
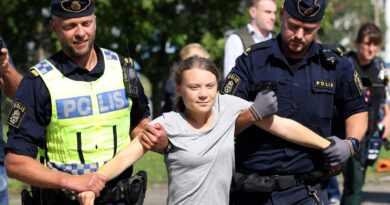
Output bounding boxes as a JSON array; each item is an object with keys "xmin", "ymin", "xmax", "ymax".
[
  {"xmin": 30, "ymin": 69, "xmax": 40, "ymax": 77},
  {"xmin": 244, "ymin": 40, "xmax": 272, "ymax": 56},
  {"xmin": 319, "ymin": 44, "xmax": 345, "ymax": 67}
]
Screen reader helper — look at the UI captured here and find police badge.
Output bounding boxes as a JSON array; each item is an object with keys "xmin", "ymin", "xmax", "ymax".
[
  {"xmin": 221, "ymin": 73, "xmax": 241, "ymax": 95},
  {"xmin": 6, "ymin": 102, "xmax": 26, "ymax": 128}
]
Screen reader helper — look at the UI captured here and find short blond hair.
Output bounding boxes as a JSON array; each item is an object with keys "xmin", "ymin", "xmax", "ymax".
[{"xmin": 179, "ymin": 43, "xmax": 210, "ymax": 60}]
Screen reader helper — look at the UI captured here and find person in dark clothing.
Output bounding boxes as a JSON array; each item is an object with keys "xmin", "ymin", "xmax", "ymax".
[
  {"xmin": 334, "ymin": 22, "xmax": 390, "ymax": 205},
  {"xmin": 0, "ymin": 35, "xmax": 23, "ymax": 205}
]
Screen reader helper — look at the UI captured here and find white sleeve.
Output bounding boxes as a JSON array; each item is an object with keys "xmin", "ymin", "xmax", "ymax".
[
  {"xmin": 383, "ymin": 68, "xmax": 390, "ymax": 103},
  {"xmin": 223, "ymin": 34, "xmax": 244, "ymax": 78},
  {"xmin": 220, "ymin": 94, "xmax": 251, "ymax": 111}
]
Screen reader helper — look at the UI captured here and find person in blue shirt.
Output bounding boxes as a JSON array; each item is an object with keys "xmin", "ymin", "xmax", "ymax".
[
  {"xmin": 220, "ymin": 0, "xmax": 368, "ymax": 204},
  {"xmin": 0, "ymin": 35, "xmax": 23, "ymax": 205},
  {"xmin": 336, "ymin": 22, "xmax": 390, "ymax": 205}
]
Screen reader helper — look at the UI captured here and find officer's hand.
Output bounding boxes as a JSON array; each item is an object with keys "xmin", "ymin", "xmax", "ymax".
[
  {"xmin": 0, "ymin": 48, "xmax": 10, "ymax": 74},
  {"xmin": 140, "ymin": 123, "xmax": 168, "ymax": 153},
  {"xmin": 250, "ymin": 90, "xmax": 278, "ymax": 120},
  {"xmin": 77, "ymin": 191, "xmax": 95, "ymax": 205},
  {"xmin": 68, "ymin": 173, "xmax": 106, "ymax": 197},
  {"xmin": 322, "ymin": 136, "xmax": 352, "ymax": 166}
]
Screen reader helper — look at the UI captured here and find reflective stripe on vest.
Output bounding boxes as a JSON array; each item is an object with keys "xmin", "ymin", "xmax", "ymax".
[{"xmin": 34, "ymin": 48, "xmax": 132, "ymax": 170}]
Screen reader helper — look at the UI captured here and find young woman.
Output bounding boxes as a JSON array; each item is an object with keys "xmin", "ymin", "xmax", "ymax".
[{"xmin": 78, "ymin": 56, "xmax": 332, "ymax": 205}]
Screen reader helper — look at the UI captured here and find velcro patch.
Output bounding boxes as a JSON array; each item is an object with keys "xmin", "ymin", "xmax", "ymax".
[
  {"xmin": 6, "ymin": 102, "xmax": 26, "ymax": 128},
  {"xmin": 353, "ymin": 70, "xmax": 363, "ymax": 95},
  {"xmin": 221, "ymin": 73, "xmax": 241, "ymax": 95}
]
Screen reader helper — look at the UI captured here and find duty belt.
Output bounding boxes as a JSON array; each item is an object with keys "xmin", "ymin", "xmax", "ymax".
[
  {"xmin": 22, "ymin": 171, "xmax": 147, "ymax": 205},
  {"xmin": 232, "ymin": 170, "xmax": 336, "ymax": 193}
]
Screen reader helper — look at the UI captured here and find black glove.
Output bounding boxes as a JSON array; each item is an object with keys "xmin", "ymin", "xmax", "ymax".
[
  {"xmin": 249, "ymin": 90, "xmax": 278, "ymax": 120},
  {"xmin": 322, "ymin": 136, "xmax": 352, "ymax": 166}
]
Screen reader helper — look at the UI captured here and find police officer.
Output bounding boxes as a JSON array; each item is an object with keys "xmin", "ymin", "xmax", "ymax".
[
  {"xmin": 0, "ymin": 36, "xmax": 23, "ymax": 205},
  {"xmin": 335, "ymin": 22, "xmax": 390, "ymax": 205},
  {"xmin": 221, "ymin": 0, "xmax": 368, "ymax": 204},
  {"xmin": 5, "ymin": 1, "xmax": 161, "ymax": 204}
]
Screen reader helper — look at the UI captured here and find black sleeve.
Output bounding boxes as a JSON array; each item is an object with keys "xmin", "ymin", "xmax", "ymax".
[
  {"xmin": 130, "ymin": 77, "xmax": 151, "ymax": 127},
  {"xmin": 5, "ymin": 72, "xmax": 51, "ymax": 158}
]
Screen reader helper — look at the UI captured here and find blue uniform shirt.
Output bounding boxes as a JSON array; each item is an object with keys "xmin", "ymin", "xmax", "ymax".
[
  {"xmin": 5, "ymin": 45, "xmax": 150, "ymax": 158},
  {"xmin": 0, "ymin": 36, "xmax": 4, "ymax": 161},
  {"xmin": 222, "ymin": 36, "xmax": 367, "ymax": 175}
]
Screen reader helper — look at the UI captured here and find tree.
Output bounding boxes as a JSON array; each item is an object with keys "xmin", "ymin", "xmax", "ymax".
[{"xmin": 0, "ymin": 0, "xmax": 384, "ymax": 117}]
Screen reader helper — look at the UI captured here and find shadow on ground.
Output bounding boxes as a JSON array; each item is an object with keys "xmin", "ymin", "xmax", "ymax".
[{"xmin": 362, "ymin": 191, "xmax": 390, "ymax": 204}]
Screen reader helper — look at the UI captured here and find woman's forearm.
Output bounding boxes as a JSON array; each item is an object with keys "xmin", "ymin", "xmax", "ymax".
[
  {"xmin": 254, "ymin": 115, "xmax": 331, "ymax": 149},
  {"xmin": 235, "ymin": 109, "xmax": 257, "ymax": 135},
  {"xmin": 97, "ymin": 136, "xmax": 147, "ymax": 181}
]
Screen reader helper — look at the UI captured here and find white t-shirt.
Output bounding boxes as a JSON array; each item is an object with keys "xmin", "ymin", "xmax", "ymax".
[
  {"xmin": 151, "ymin": 94, "xmax": 251, "ymax": 205},
  {"xmin": 223, "ymin": 24, "xmax": 272, "ymax": 78}
]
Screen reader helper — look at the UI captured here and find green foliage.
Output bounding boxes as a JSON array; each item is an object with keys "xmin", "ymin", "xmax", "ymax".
[
  {"xmin": 133, "ymin": 152, "xmax": 167, "ymax": 184},
  {"xmin": 0, "ymin": 0, "xmax": 385, "ymax": 116}
]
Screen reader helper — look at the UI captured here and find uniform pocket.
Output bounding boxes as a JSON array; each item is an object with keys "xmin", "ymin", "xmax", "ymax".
[{"xmin": 311, "ymin": 80, "xmax": 336, "ymax": 118}]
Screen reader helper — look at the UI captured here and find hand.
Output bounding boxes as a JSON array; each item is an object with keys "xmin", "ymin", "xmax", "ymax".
[
  {"xmin": 140, "ymin": 123, "xmax": 168, "ymax": 153},
  {"xmin": 77, "ymin": 191, "xmax": 95, "ymax": 205},
  {"xmin": 67, "ymin": 173, "xmax": 106, "ymax": 197},
  {"xmin": 322, "ymin": 136, "xmax": 352, "ymax": 166},
  {"xmin": 249, "ymin": 90, "xmax": 278, "ymax": 120},
  {"xmin": 324, "ymin": 164, "xmax": 342, "ymax": 176},
  {"xmin": 379, "ymin": 117, "xmax": 390, "ymax": 139},
  {"xmin": 0, "ymin": 47, "xmax": 10, "ymax": 75}
]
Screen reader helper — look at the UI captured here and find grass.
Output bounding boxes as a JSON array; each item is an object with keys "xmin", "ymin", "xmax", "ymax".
[{"xmin": 133, "ymin": 151, "xmax": 168, "ymax": 184}]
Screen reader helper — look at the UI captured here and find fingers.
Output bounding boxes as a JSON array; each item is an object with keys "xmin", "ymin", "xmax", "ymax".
[
  {"xmin": 144, "ymin": 124, "xmax": 161, "ymax": 136},
  {"xmin": 151, "ymin": 123, "xmax": 167, "ymax": 133},
  {"xmin": 144, "ymin": 129, "xmax": 159, "ymax": 145},
  {"xmin": 90, "ymin": 174, "xmax": 106, "ymax": 196},
  {"xmin": 382, "ymin": 126, "xmax": 388, "ymax": 139},
  {"xmin": 78, "ymin": 191, "xmax": 95, "ymax": 205},
  {"xmin": 0, "ymin": 48, "xmax": 9, "ymax": 68},
  {"xmin": 139, "ymin": 132, "xmax": 152, "ymax": 149},
  {"xmin": 0, "ymin": 48, "xmax": 7, "ymax": 55},
  {"xmin": 142, "ymin": 123, "xmax": 168, "ymax": 153}
]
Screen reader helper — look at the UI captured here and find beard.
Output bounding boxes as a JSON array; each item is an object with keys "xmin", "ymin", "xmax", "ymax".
[
  {"xmin": 61, "ymin": 33, "xmax": 95, "ymax": 59},
  {"xmin": 283, "ymin": 38, "xmax": 311, "ymax": 58}
]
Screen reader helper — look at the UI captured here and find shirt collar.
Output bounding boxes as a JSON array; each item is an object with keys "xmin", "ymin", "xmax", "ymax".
[
  {"xmin": 50, "ymin": 44, "xmax": 105, "ymax": 76},
  {"xmin": 247, "ymin": 24, "xmax": 272, "ymax": 43}
]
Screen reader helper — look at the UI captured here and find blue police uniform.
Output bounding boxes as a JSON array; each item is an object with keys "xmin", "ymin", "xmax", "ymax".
[
  {"xmin": 222, "ymin": 2, "xmax": 368, "ymax": 204},
  {"xmin": 336, "ymin": 52, "xmax": 387, "ymax": 205},
  {"xmin": 6, "ymin": 0, "xmax": 150, "ymax": 204},
  {"xmin": 0, "ymin": 35, "xmax": 9, "ymax": 205},
  {"xmin": 5, "ymin": 46, "xmax": 150, "ymax": 205},
  {"xmin": 6, "ymin": 45, "xmax": 150, "ymax": 160},
  {"xmin": 223, "ymin": 34, "xmax": 367, "ymax": 205}
]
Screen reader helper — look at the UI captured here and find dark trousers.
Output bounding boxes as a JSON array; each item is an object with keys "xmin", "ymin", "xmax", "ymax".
[
  {"xmin": 341, "ymin": 153, "xmax": 367, "ymax": 205},
  {"xmin": 231, "ymin": 182, "xmax": 330, "ymax": 205},
  {"xmin": 327, "ymin": 176, "xmax": 341, "ymax": 201}
]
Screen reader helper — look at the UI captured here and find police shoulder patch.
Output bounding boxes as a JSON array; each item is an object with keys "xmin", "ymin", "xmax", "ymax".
[
  {"xmin": 353, "ymin": 70, "xmax": 363, "ymax": 95},
  {"xmin": 6, "ymin": 102, "xmax": 27, "ymax": 128},
  {"xmin": 244, "ymin": 41, "xmax": 271, "ymax": 56},
  {"xmin": 221, "ymin": 73, "xmax": 241, "ymax": 95}
]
